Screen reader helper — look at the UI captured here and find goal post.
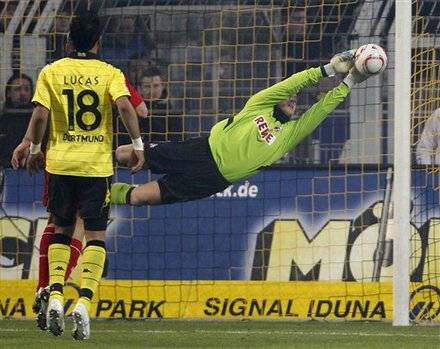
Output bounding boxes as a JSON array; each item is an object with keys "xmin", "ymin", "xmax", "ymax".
[{"xmin": 393, "ymin": 0, "xmax": 411, "ymax": 327}]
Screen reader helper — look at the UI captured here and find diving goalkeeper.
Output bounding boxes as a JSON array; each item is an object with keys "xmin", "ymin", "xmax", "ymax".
[{"xmin": 111, "ymin": 49, "xmax": 373, "ymax": 206}]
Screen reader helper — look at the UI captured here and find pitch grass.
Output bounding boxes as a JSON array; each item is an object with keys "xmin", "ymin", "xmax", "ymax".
[{"xmin": 0, "ymin": 319, "xmax": 438, "ymax": 349}]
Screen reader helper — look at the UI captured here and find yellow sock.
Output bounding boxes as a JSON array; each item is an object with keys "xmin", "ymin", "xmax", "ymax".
[
  {"xmin": 78, "ymin": 296, "xmax": 92, "ymax": 312},
  {"xmin": 80, "ymin": 241, "xmax": 106, "ymax": 311},
  {"xmin": 48, "ymin": 240, "xmax": 71, "ymax": 303},
  {"xmin": 49, "ymin": 290, "xmax": 64, "ymax": 303}
]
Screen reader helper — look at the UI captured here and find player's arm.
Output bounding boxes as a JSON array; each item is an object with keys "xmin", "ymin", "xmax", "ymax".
[
  {"xmin": 134, "ymin": 100, "xmax": 148, "ymax": 119},
  {"xmin": 284, "ymin": 62, "xmax": 374, "ymax": 149},
  {"xmin": 245, "ymin": 67, "xmax": 323, "ymax": 109},
  {"xmin": 125, "ymin": 78, "xmax": 148, "ymax": 118},
  {"xmin": 115, "ymin": 96, "xmax": 145, "ymax": 173},
  {"xmin": 285, "ymin": 83, "xmax": 351, "ymax": 149},
  {"xmin": 11, "ymin": 128, "xmax": 32, "ymax": 169},
  {"xmin": 25, "ymin": 104, "xmax": 49, "ymax": 175},
  {"xmin": 245, "ymin": 50, "xmax": 356, "ymax": 110}
]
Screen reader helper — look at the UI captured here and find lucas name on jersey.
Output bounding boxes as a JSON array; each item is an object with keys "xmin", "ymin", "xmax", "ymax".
[{"xmin": 64, "ymin": 75, "xmax": 99, "ymax": 85}]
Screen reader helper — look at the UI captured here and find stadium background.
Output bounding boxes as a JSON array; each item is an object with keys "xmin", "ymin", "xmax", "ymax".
[{"xmin": 0, "ymin": 0, "xmax": 439, "ymax": 324}]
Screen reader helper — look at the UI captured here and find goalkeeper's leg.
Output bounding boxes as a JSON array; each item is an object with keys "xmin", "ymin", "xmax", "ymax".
[{"xmin": 111, "ymin": 181, "xmax": 161, "ymax": 206}]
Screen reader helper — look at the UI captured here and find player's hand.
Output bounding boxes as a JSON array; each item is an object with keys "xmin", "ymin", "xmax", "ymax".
[
  {"xmin": 26, "ymin": 152, "xmax": 44, "ymax": 176},
  {"xmin": 11, "ymin": 140, "xmax": 31, "ymax": 170},
  {"xmin": 342, "ymin": 65, "xmax": 370, "ymax": 88},
  {"xmin": 348, "ymin": 65, "xmax": 369, "ymax": 83},
  {"xmin": 128, "ymin": 149, "xmax": 145, "ymax": 174},
  {"xmin": 330, "ymin": 49, "xmax": 356, "ymax": 74}
]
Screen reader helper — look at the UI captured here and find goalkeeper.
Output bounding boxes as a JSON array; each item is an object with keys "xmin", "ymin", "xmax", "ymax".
[{"xmin": 112, "ymin": 49, "xmax": 372, "ymax": 206}]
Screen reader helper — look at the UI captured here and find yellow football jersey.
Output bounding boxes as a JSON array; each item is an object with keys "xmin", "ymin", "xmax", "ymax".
[{"xmin": 32, "ymin": 52, "xmax": 130, "ymax": 177}]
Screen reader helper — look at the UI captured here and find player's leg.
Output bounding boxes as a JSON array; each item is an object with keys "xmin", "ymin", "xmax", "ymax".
[
  {"xmin": 112, "ymin": 137, "xmax": 231, "ymax": 206},
  {"xmin": 111, "ymin": 181, "xmax": 161, "ymax": 205},
  {"xmin": 46, "ymin": 174, "xmax": 77, "ymax": 336},
  {"xmin": 113, "ymin": 140, "xmax": 177, "ymax": 205},
  {"xmin": 35, "ymin": 170, "xmax": 53, "ymax": 296},
  {"xmin": 46, "ymin": 223, "xmax": 75, "ymax": 336},
  {"xmin": 36, "ymin": 214, "xmax": 54, "ymax": 292},
  {"xmin": 33, "ymin": 169, "xmax": 55, "ymax": 331},
  {"xmin": 33, "ymin": 214, "xmax": 54, "ymax": 331},
  {"xmin": 114, "ymin": 144, "xmax": 134, "ymax": 165},
  {"xmin": 72, "ymin": 229, "xmax": 105, "ymax": 341},
  {"xmin": 71, "ymin": 176, "xmax": 110, "ymax": 340},
  {"xmin": 34, "ymin": 213, "xmax": 82, "ymax": 331},
  {"xmin": 65, "ymin": 214, "xmax": 84, "ymax": 281}
]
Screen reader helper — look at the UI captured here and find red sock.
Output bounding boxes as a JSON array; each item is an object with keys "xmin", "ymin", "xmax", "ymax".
[
  {"xmin": 65, "ymin": 238, "xmax": 83, "ymax": 281},
  {"xmin": 37, "ymin": 226, "xmax": 55, "ymax": 290}
]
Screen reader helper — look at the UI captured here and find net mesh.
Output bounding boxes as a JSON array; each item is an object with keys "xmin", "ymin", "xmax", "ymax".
[{"xmin": 0, "ymin": 0, "xmax": 438, "ymax": 323}]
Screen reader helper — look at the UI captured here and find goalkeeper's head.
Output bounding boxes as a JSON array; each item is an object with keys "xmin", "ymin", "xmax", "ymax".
[
  {"xmin": 277, "ymin": 94, "xmax": 298, "ymax": 119},
  {"xmin": 69, "ymin": 10, "xmax": 102, "ymax": 53}
]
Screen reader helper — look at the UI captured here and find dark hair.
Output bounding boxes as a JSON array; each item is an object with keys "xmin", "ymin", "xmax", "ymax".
[
  {"xmin": 69, "ymin": 10, "xmax": 101, "ymax": 52},
  {"xmin": 142, "ymin": 66, "xmax": 162, "ymax": 79},
  {"xmin": 4, "ymin": 73, "xmax": 34, "ymax": 108}
]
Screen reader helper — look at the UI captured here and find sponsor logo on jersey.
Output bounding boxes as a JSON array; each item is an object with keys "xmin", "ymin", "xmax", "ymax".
[{"xmin": 253, "ymin": 116, "xmax": 276, "ymax": 145}]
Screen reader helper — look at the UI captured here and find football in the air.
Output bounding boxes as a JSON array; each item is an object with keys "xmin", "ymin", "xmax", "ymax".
[{"xmin": 354, "ymin": 44, "xmax": 388, "ymax": 76}]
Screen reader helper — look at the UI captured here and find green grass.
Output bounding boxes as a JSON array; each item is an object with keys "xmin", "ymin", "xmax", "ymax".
[{"xmin": 0, "ymin": 319, "xmax": 438, "ymax": 349}]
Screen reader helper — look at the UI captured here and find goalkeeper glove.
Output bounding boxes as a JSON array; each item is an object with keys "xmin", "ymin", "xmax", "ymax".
[
  {"xmin": 343, "ymin": 66, "xmax": 369, "ymax": 88},
  {"xmin": 324, "ymin": 49, "xmax": 357, "ymax": 77}
]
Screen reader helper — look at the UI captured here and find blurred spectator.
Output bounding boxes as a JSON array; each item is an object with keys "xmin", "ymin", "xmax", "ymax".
[
  {"xmin": 283, "ymin": 7, "xmax": 308, "ymax": 74},
  {"xmin": 0, "ymin": 72, "xmax": 34, "ymax": 167},
  {"xmin": 101, "ymin": 16, "xmax": 153, "ymax": 74},
  {"xmin": 283, "ymin": 7, "xmax": 333, "ymax": 77},
  {"xmin": 138, "ymin": 66, "xmax": 184, "ymax": 142},
  {"xmin": 416, "ymin": 108, "xmax": 440, "ymax": 165},
  {"xmin": 46, "ymin": 9, "xmax": 71, "ymax": 63},
  {"xmin": 287, "ymin": 7, "xmax": 307, "ymax": 38},
  {"xmin": 217, "ymin": 47, "xmax": 236, "ymax": 114},
  {"xmin": 127, "ymin": 53, "xmax": 151, "ymax": 87},
  {"xmin": 0, "ymin": 1, "xmax": 18, "ymax": 33},
  {"xmin": 139, "ymin": 66, "xmax": 167, "ymax": 111},
  {"xmin": 3, "ymin": 73, "xmax": 34, "ymax": 109}
]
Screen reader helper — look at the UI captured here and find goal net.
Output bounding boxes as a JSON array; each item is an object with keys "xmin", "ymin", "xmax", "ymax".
[{"xmin": 0, "ymin": 0, "xmax": 438, "ymax": 325}]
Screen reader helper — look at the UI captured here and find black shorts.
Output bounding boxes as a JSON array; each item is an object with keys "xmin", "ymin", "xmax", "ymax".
[
  {"xmin": 47, "ymin": 174, "xmax": 112, "ymax": 231},
  {"xmin": 145, "ymin": 137, "xmax": 231, "ymax": 204}
]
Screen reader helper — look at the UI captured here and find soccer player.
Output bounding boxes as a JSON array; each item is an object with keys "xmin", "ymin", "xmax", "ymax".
[
  {"xmin": 111, "ymin": 49, "xmax": 377, "ymax": 206},
  {"xmin": 23, "ymin": 11, "xmax": 144, "ymax": 340},
  {"xmin": 11, "ymin": 76, "xmax": 146, "ymax": 332}
]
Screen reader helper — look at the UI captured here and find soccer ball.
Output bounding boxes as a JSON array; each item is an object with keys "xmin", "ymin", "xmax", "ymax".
[{"xmin": 354, "ymin": 44, "xmax": 388, "ymax": 76}]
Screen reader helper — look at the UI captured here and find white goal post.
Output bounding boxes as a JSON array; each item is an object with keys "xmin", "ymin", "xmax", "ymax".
[{"xmin": 393, "ymin": 0, "xmax": 411, "ymax": 327}]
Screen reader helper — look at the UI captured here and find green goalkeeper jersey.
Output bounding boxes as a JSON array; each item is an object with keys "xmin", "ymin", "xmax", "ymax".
[{"xmin": 208, "ymin": 67, "xmax": 350, "ymax": 183}]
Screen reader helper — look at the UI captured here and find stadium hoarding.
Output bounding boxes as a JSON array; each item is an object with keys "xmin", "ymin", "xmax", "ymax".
[
  {"xmin": 0, "ymin": 168, "xmax": 439, "ymax": 320},
  {"xmin": 1, "ymin": 280, "xmax": 439, "ymax": 321}
]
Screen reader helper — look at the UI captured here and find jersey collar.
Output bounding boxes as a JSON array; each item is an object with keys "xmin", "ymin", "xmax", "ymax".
[
  {"xmin": 68, "ymin": 51, "xmax": 99, "ymax": 60},
  {"xmin": 272, "ymin": 105, "xmax": 290, "ymax": 123}
]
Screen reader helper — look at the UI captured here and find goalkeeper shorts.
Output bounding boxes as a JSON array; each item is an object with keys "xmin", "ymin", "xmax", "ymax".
[{"xmin": 145, "ymin": 137, "xmax": 231, "ymax": 204}]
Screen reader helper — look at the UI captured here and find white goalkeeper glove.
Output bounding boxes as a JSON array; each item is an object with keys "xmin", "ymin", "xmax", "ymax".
[
  {"xmin": 343, "ymin": 66, "xmax": 369, "ymax": 88},
  {"xmin": 324, "ymin": 49, "xmax": 357, "ymax": 77}
]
